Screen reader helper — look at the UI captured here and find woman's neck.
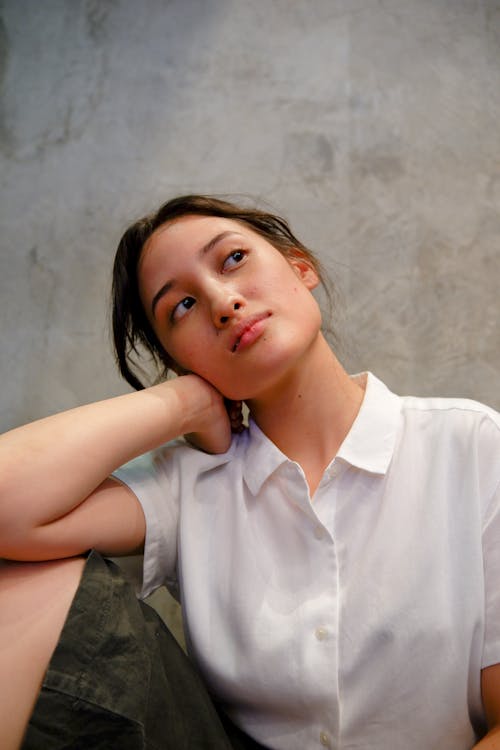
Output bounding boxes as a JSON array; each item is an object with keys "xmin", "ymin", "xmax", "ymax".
[{"xmin": 246, "ymin": 335, "xmax": 364, "ymax": 496}]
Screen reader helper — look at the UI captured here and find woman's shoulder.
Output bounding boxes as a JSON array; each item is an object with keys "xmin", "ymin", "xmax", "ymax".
[
  {"xmin": 396, "ymin": 391, "xmax": 500, "ymax": 495},
  {"xmin": 363, "ymin": 372, "xmax": 500, "ymax": 453},
  {"xmin": 400, "ymin": 392, "xmax": 499, "ymax": 423},
  {"xmin": 400, "ymin": 391, "xmax": 500, "ymax": 448}
]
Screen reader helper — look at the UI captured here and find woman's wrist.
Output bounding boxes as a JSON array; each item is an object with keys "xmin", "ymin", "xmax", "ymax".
[{"xmin": 158, "ymin": 374, "xmax": 221, "ymax": 437}]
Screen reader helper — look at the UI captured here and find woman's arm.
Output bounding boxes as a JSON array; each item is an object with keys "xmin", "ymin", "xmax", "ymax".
[
  {"xmin": 473, "ymin": 664, "xmax": 500, "ymax": 748},
  {"xmin": 0, "ymin": 374, "xmax": 231, "ymax": 561}
]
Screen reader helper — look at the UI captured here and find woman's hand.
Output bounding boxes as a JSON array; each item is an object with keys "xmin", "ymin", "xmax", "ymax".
[{"xmin": 176, "ymin": 374, "xmax": 239, "ymax": 454}]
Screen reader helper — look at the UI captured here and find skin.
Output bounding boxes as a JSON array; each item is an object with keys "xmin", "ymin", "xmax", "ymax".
[
  {"xmin": 138, "ymin": 215, "xmax": 325, "ymax": 402},
  {"xmin": 0, "ymin": 213, "xmax": 498, "ymax": 747},
  {"xmin": 478, "ymin": 664, "xmax": 500, "ymax": 748}
]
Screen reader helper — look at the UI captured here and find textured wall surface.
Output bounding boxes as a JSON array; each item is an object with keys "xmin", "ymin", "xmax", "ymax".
[
  {"xmin": 1, "ymin": 0, "xmax": 499, "ymax": 431},
  {"xmin": 0, "ymin": 0, "xmax": 498, "ymax": 636}
]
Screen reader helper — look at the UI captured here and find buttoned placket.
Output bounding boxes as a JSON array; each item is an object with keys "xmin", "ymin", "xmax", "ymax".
[
  {"xmin": 277, "ymin": 458, "xmax": 344, "ymax": 749},
  {"xmin": 314, "ymin": 459, "xmax": 347, "ymax": 749}
]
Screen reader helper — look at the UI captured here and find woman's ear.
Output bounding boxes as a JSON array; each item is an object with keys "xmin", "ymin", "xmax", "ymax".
[{"xmin": 288, "ymin": 254, "xmax": 320, "ymax": 291}]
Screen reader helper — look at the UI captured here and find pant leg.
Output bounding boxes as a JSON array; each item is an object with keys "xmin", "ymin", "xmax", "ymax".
[{"xmin": 21, "ymin": 550, "xmax": 266, "ymax": 750}]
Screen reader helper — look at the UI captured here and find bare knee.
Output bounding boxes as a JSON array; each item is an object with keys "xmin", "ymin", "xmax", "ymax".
[{"xmin": 0, "ymin": 556, "xmax": 86, "ymax": 750}]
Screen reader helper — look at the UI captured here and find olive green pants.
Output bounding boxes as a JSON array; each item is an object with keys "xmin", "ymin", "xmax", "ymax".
[{"xmin": 22, "ymin": 551, "xmax": 267, "ymax": 749}]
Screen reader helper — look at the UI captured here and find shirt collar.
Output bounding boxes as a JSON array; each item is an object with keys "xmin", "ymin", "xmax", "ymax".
[
  {"xmin": 243, "ymin": 419, "xmax": 290, "ymax": 495},
  {"xmin": 242, "ymin": 372, "xmax": 401, "ymax": 494},
  {"xmin": 336, "ymin": 372, "xmax": 401, "ymax": 474}
]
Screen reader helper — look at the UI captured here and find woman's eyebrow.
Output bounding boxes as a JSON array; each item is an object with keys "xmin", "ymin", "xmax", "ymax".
[
  {"xmin": 150, "ymin": 231, "xmax": 243, "ymax": 318},
  {"xmin": 199, "ymin": 230, "xmax": 242, "ymax": 257},
  {"xmin": 151, "ymin": 279, "xmax": 175, "ymax": 319}
]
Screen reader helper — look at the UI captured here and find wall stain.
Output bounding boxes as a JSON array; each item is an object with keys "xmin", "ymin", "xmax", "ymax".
[
  {"xmin": 0, "ymin": 8, "xmax": 13, "ymax": 155},
  {"xmin": 85, "ymin": 0, "xmax": 116, "ymax": 43},
  {"xmin": 28, "ymin": 245, "xmax": 37, "ymax": 267},
  {"xmin": 351, "ymin": 147, "xmax": 405, "ymax": 183},
  {"xmin": 0, "ymin": 3, "xmax": 109, "ymax": 162},
  {"xmin": 485, "ymin": 1, "xmax": 500, "ymax": 50},
  {"xmin": 27, "ymin": 243, "xmax": 58, "ymax": 356},
  {"xmin": 0, "ymin": 10, "xmax": 7, "ymax": 84},
  {"xmin": 284, "ymin": 131, "xmax": 336, "ymax": 184}
]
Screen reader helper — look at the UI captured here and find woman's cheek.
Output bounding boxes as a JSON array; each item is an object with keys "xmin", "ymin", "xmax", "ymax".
[{"xmin": 168, "ymin": 338, "xmax": 204, "ymax": 374}]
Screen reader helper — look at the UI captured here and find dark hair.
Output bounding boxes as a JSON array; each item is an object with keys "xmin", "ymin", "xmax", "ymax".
[{"xmin": 112, "ymin": 194, "xmax": 332, "ymax": 390}]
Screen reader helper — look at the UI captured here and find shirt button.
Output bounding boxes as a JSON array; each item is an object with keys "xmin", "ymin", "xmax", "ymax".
[
  {"xmin": 315, "ymin": 627, "xmax": 328, "ymax": 641},
  {"xmin": 320, "ymin": 731, "xmax": 332, "ymax": 747},
  {"xmin": 314, "ymin": 525, "xmax": 325, "ymax": 540}
]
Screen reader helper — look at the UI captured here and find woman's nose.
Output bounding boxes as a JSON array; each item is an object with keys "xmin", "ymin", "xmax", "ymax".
[{"xmin": 211, "ymin": 291, "xmax": 244, "ymax": 328}]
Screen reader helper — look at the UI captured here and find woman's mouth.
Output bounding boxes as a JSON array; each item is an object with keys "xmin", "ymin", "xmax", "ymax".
[{"xmin": 230, "ymin": 313, "xmax": 271, "ymax": 353}]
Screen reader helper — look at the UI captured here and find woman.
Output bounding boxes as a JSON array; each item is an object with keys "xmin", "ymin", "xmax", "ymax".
[{"xmin": 0, "ymin": 195, "xmax": 499, "ymax": 749}]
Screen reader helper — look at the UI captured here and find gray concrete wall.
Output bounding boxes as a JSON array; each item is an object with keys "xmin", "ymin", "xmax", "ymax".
[{"xmin": 1, "ymin": 0, "xmax": 499, "ymax": 427}]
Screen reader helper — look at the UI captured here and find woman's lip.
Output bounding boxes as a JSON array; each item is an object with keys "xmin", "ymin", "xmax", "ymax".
[{"xmin": 230, "ymin": 313, "xmax": 271, "ymax": 353}]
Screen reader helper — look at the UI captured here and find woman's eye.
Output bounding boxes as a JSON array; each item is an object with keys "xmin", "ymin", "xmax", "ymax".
[
  {"xmin": 222, "ymin": 250, "xmax": 246, "ymax": 271},
  {"xmin": 171, "ymin": 296, "xmax": 196, "ymax": 322}
]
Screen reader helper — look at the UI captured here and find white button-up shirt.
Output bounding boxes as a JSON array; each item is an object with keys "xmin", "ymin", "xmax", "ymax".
[{"xmin": 114, "ymin": 373, "xmax": 500, "ymax": 749}]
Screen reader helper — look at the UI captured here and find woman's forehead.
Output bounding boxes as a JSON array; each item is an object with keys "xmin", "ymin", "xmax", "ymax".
[{"xmin": 147, "ymin": 214, "xmax": 249, "ymax": 251}]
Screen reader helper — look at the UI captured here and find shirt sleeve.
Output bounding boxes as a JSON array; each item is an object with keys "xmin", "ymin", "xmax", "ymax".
[
  {"xmin": 113, "ymin": 441, "xmax": 183, "ymax": 599},
  {"xmin": 480, "ymin": 412, "xmax": 500, "ymax": 668}
]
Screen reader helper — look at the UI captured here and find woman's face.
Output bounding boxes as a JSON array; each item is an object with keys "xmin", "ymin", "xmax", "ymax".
[{"xmin": 138, "ymin": 215, "xmax": 322, "ymax": 400}]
